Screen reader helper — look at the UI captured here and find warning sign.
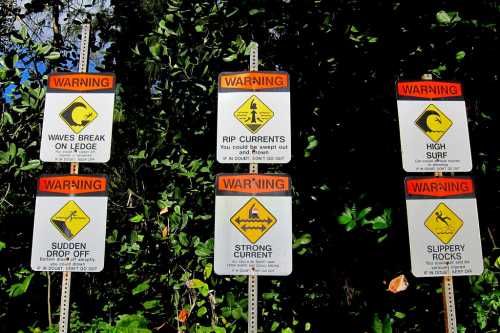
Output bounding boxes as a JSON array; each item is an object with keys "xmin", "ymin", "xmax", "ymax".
[
  {"xmin": 234, "ymin": 95, "xmax": 274, "ymax": 133},
  {"xmin": 31, "ymin": 175, "xmax": 108, "ymax": 272},
  {"xmin": 415, "ymin": 104, "xmax": 452, "ymax": 142},
  {"xmin": 231, "ymin": 198, "xmax": 277, "ymax": 243},
  {"xmin": 424, "ymin": 203, "xmax": 463, "ymax": 244},
  {"xmin": 59, "ymin": 96, "xmax": 97, "ymax": 134},
  {"xmin": 40, "ymin": 73, "xmax": 115, "ymax": 163},
  {"xmin": 214, "ymin": 173, "xmax": 292, "ymax": 276},
  {"xmin": 51, "ymin": 200, "xmax": 90, "ymax": 240},
  {"xmin": 404, "ymin": 176, "xmax": 483, "ymax": 277},
  {"xmin": 396, "ymin": 81, "xmax": 472, "ymax": 172},
  {"xmin": 217, "ymin": 71, "xmax": 291, "ymax": 164}
]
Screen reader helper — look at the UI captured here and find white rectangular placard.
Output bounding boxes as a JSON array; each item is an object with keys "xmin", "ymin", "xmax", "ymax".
[
  {"xmin": 214, "ymin": 174, "xmax": 292, "ymax": 276},
  {"xmin": 217, "ymin": 72, "xmax": 291, "ymax": 164},
  {"xmin": 405, "ymin": 176, "xmax": 483, "ymax": 277},
  {"xmin": 31, "ymin": 175, "xmax": 108, "ymax": 272},
  {"xmin": 396, "ymin": 81, "xmax": 472, "ymax": 172},
  {"xmin": 40, "ymin": 73, "xmax": 115, "ymax": 163}
]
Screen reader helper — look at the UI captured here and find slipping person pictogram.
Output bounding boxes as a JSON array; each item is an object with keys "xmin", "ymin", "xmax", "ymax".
[{"xmin": 424, "ymin": 203, "xmax": 463, "ymax": 244}]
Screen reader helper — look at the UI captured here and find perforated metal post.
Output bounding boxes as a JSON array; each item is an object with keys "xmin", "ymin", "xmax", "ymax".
[
  {"xmin": 442, "ymin": 275, "xmax": 457, "ymax": 333},
  {"xmin": 58, "ymin": 23, "xmax": 90, "ymax": 333},
  {"xmin": 422, "ymin": 73, "xmax": 457, "ymax": 333},
  {"xmin": 248, "ymin": 42, "xmax": 259, "ymax": 333}
]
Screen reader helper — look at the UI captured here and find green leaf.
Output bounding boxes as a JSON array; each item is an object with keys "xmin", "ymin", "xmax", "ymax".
[
  {"xmin": 45, "ymin": 51, "xmax": 60, "ymax": 60},
  {"xmin": 436, "ymin": 11, "xmax": 451, "ymax": 24},
  {"xmin": 293, "ymin": 234, "xmax": 312, "ymax": 249},
  {"xmin": 186, "ymin": 279, "xmax": 206, "ymax": 289},
  {"xmin": 494, "ymin": 256, "xmax": 500, "ymax": 269},
  {"xmin": 222, "ymin": 54, "xmax": 238, "ymax": 62},
  {"xmin": 394, "ymin": 311, "xmax": 406, "ymax": 319},
  {"xmin": 2, "ymin": 112, "xmax": 13, "ymax": 125},
  {"xmin": 195, "ymin": 25, "xmax": 204, "ymax": 33},
  {"xmin": 231, "ymin": 307, "xmax": 242, "ymax": 320},
  {"xmin": 19, "ymin": 160, "xmax": 41, "ymax": 171},
  {"xmin": 372, "ymin": 313, "xmax": 383, "ymax": 333},
  {"xmin": 129, "ymin": 214, "xmax": 144, "ymax": 223},
  {"xmin": 142, "ymin": 300, "xmax": 160, "ymax": 310},
  {"xmin": 271, "ymin": 321, "xmax": 280, "ymax": 331},
  {"xmin": 249, "ymin": 8, "xmax": 265, "ymax": 16},
  {"xmin": 345, "ymin": 220, "xmax": 356, "ymax": 231},
  {"xmin": 132, "ymin": 281, "xmax": 150, "ymax": 295},
  {"xmin": 115, "ymin": 313, "xmax": 150, "ymax": 329},
  {"xmin": 203, "ymin": 263, "xmax": 213, "ymax": 279},
  {"xmin": 338, "ymin": 214, "xmax": 353, "ymax": 225},
  {"xmin": 7, "ymin": 273, "xmax": 34, "ymax": 297},
  {"xmin": 0, "ymin": 241, "xmax": 5, "ymax": 252},
  {"xmin": 382, "ymin": 316, "xmax": 393, "ymax": 333},
  {"xmin": 149, "ymin": 43, "xmax": 161, "ymax": 58},
  {"xmin": 305, "ymin": 135, "xmax": 318, "ymax": 150},
  {"xmin": 358, "ymin": 207, "xmax": 372, "ymax": 220},
  {"xmin": 39, "ymin": 44, "xmax": 51, "ymax": 55},
  {"xmin": 197, "ymin": 306, "xmax": 208, "ymax": 317},
  {"xmin": 20, "ymin": 26, "xmax": 28, "ymax": 40},
  {"xmin": 195, "ymin": 243, "xmax": 212, "ymax": 257},
  {"xmin": 305, "ymin": 322, "xmax": 311, "ymax": 331},
  {"xmin": 456, "ymin": 51, "xmax": 466, "ymax": 61},
  {"xmin": 10, "ymin": 34, "xmax": 24, "ymax": 45},
  {"xmin": 178, "ymin": 232, "xmax": 189, "ymax": 246}
]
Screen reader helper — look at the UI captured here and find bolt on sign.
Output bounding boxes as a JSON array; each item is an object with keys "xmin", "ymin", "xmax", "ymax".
[
  {"xmin": 404, "ymin": 176, "xmax": 483, "ymax": 277},
  {"xmin": 396, "ymin": 81, "xmax": 472, "ymax": 172},
  {"xmin": 217, "ymin": 71, "xmax": 291, "ymax": 164},
  {"xmin": 31, "ymin": 175, "xmax": 108, "ymax": 272},
  {"xmin": 40, "ymin": 73, "xmax": 116, "ymax": 163},
  {"xmin": 214, "ymin": 174, "xmax": 292, "ymax": 276}
]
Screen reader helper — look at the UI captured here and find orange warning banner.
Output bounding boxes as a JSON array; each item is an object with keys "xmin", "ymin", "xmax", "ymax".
[
  {"xmin": 397, "ymin": 81, "xmax": 462, "ymax": 99},
  {"xmin": 219, "ymin": 72, "xmax": 289, "ymax": 91},
  {"xmin": 38, "ymin": 175, "xmax": 108, "ymax": 196},
  {"xmin": 48, "ymin": 73, "xmax": 115, "ymax": 92},
  {"xmin": 405, "ymin": 177, "xmax": 474, "ymax": 198},
  {"xmin": 216, "ymin": 174, "xmax": 291, "ymax": 195}
]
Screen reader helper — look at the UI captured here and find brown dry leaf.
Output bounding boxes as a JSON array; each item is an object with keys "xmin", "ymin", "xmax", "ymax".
[
  {"xmin": 161, "ymin": 226, "xmax": 169, "ymax": 239},
  {"xmin": 160, "ymin": 207, "xmax": 169, "ymax": 215},
  {"xmin": 387, "ymin": 274, "xmax": 409, "ymax": 294}
]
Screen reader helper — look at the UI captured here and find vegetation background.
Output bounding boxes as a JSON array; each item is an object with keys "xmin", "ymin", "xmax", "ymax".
[{"xmin": 0, "ymin": 0, "xmax": 499, "ymax": 332}]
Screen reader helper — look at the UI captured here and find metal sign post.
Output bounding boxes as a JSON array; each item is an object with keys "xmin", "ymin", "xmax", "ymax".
[
  {"xmin": 58, "ymin": 22, "xmax": 90, "ymax": 333},
  {"xmin": 248, "ymin": 42, "xmax": 259, "ymax": 333},
  {"xmin": 422, "ymin": 73, "xmax": 457, "ymax": 333}
]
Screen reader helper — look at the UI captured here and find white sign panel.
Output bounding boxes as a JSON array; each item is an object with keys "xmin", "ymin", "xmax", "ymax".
[
  {"xmin": 40, "ymin": 73, "xmax": 115, "ymax": 163},
  {"xmin": 405, "ymin": 176, "xmax": 483, "ymax": 277},
  {"xmin": 214, "ymin": 174, "xmax": 292, "ymax": 276},
  {"xmin": 31, "ymin": 175, "xmax": 108, "ymax": 272},
  {"xmin": 217, "ymin": 72, "xmax": 291, "ymax": 164},
  {"xmin": 396, "ymin": 81, "xmax": 472, "ymax": 172}
]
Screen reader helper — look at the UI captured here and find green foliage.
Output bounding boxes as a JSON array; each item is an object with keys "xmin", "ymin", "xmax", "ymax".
[{"xmin": 338, "ymin": 204, "xmax": 392, "ymax": 243}]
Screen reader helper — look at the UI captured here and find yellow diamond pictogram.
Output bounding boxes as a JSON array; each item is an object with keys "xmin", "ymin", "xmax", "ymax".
[
  {"xmin": 234, "ymin": 95, "xmax": 274, "ymax": 133},
  {"xmin": 50, "ymin": 200, "xmax": 90, "ymax": 240},
  {"xmin": 59, "ymin": 96, "xmax": 98, "ymax": 134},
  {"xmin": 415, "ymin": 104, "xmax": 453, "ymax": 142},
  {"xmin": 424, "ymin": 202, "xmax": 463, "ymax": 244},
  {"xmin": 230, "ymin": 198, "xmax": 276, "ymax": 243}
]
